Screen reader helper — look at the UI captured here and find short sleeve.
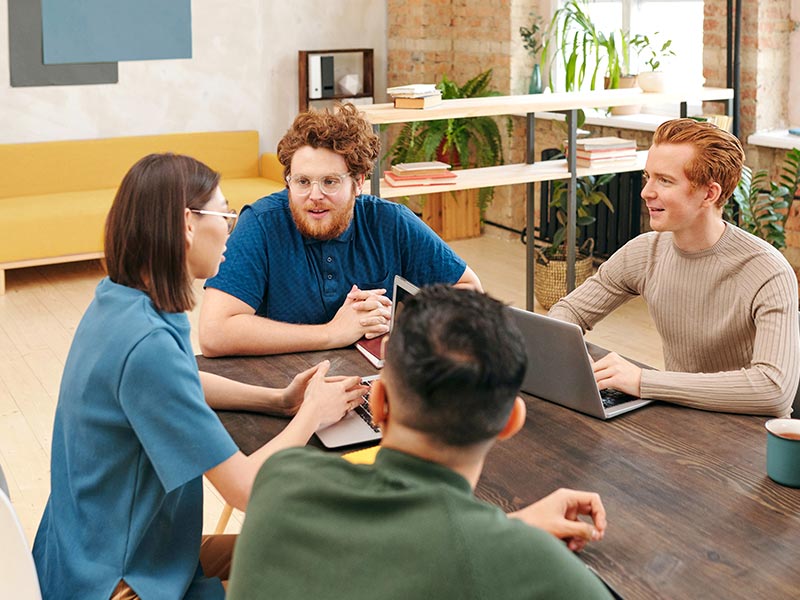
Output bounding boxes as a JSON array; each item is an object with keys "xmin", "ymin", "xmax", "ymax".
[
  {"xmin": 119, "ymin": 329, "xmax": 238, "ymax": 493},
  {"xmin": 393, "ymin": 203, "xmax": 466, "ymax": 285},
  {"xmin": 205, "ymin": 204, "xmax": 270, "ymax": 310}
]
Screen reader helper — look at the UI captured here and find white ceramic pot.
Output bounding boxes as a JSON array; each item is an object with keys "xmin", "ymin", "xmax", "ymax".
[{"xmin": 638, "ymin": 71, "xmax": 668, "ymax": 93}]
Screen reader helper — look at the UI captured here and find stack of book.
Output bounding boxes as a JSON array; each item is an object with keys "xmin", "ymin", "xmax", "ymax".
[
  {"xmin": 573, "ymin": 137, "xmax": 637, "ymax": 167},
  {"xmin": 387, "ymin": 84, "xmax": 443, "ymax": 109},
  {"xmin": 384, "ymin": 161, "xmax": 457, "ymax": 187}
]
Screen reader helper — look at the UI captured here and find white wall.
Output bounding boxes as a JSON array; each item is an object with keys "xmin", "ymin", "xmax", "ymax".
[{"xmin": 0, "ymin": 0, "xmax": 387, "ymax": 153}]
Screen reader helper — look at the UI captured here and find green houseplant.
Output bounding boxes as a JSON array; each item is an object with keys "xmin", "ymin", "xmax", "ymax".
[
  {"xmin": 385, "ymin": 69, "xmax": 507, "ymax": 214},
  {"xmin": 723, "ymin": 148, "xmax": 800, "ymax": 251},
  {"xmin": 534, "ymin": 171, "xmax": 616, "ymax": 309},
  {"xmin": 519, "ymin": 13, "xmax": 545, "ymax": 94}
]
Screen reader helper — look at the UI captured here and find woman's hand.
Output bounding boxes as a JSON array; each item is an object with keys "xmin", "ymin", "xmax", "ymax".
[{"xmin": 296, "ymin": 360, "xmax": 367, "ymax": 430}]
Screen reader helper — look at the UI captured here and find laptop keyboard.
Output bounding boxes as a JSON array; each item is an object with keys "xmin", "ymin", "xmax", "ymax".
[
  {"xmin": 355, "ymin": 379, "xmax": 380, "ymax": 432},
  {"xmin": 600, "ymin": 387, "xmax": 637, "ymax": 409}
]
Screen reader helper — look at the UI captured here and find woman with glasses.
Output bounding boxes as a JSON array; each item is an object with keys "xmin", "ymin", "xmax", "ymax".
[{"xmin": 32, "ymin": 153, "xmax": 365, "ymax": 599}]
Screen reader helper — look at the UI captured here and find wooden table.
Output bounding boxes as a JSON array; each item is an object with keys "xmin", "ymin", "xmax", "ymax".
[{"xmin": 197, "ymin": 349, "xmax": 800, "ymax": 600}]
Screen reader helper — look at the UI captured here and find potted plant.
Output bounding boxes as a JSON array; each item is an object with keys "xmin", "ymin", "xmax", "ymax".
[
  {"xmin": 597, "ymin": 29, "xmax": 643, "ymax": 114},
  {"xmin": 635, "ymin": 34, "xmax": 675, "ymax": 92},
  {"xmin": 541, "ymin": 0, "xmax": 603, "ymax": 94},
  {"xmin": 534, "ymin": 172, "xmax": 616, "ymax": 309},
  {"xmin": 519, "ymin": 13, "xmax": 545, "ymax": 94},
  {"xmin": 723, "ymin": 148, "xmax": 800, "ymax": 251},
  {"xmin": 385, "ymin": 69, "xmax": 507, "ymax": 215}
]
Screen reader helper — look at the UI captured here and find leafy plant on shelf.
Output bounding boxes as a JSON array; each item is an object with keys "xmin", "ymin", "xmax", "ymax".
[
  {"xmin": 544, "ymin": 172, "xmax": 616, "ymax": 259},
  {"xmin": 723, "ymin": 148, "xmax": 800, "ymax": 251},
  {"xmin": 519, "ymin": 13, "xmax": 544, "ymax": 60},
  {"xmin": 385, "ymin": 69, "xmax": 509, "ymax": 214}
]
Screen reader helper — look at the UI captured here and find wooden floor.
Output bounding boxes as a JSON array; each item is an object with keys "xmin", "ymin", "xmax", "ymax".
[{"xmin": 0, "ymin": 232, "xmax": 663, "ymax": 543}]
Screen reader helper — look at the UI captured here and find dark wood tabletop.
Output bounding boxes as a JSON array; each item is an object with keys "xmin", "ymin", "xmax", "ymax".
[{"xmin": 197, "ymin": 348, "xmax": 800, "ymax": 600}]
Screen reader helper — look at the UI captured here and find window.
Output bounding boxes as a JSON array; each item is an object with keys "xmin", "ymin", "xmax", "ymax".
[{"xmin": 583, "ymin": 0, "xmax": 704, "ymax": 86}]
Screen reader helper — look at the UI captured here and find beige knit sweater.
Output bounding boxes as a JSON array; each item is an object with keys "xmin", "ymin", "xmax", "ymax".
[{"xmin": 549, "ymin": 222, "xmax": 799, "ymax": 417}]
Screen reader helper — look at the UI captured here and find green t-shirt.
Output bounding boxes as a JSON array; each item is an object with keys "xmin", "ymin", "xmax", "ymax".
[{"xmin": 228, "ymin": 447, "xmax": 612, "ymax": 600}]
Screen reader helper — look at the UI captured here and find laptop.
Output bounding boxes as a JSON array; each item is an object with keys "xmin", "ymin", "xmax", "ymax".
[
  {"xmin": 509, "ymin": 307, "xmax": 653, "ymax": 419},
  {"xmin": 316, "ymin": 275, "xmax": 420, "ymax": 448}
]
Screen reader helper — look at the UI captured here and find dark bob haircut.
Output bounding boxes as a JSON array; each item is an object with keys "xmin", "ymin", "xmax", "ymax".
[{"xmin": 104, "ymin": 153, "xmax": 220, "ymax": 313}]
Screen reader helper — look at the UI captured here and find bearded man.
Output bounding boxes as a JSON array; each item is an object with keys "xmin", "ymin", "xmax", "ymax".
[{"xmin": 199, "ymin": 103, "xmax": 481, "ymax": 357}]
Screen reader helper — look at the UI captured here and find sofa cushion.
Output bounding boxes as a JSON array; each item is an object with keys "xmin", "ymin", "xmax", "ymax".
[
  {"xmin": 0, "ymin": 131, "xmax": 262, "ymax": 198},
  {"xmin": 1, "ymin": 189, "xmax": 116, "ymax": 263},
  {"xmin": 221, "ymin": 177, "xmax": 285, "ymax": 212}
]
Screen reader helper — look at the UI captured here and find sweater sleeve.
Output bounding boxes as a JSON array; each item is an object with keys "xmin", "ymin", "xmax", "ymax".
[
  {"xmin": 641, "ymin": 269, "xmax": 800, "ymax": 417},
  {"xmin": 548, "ymin": 237, "xmax": 647, "ymax": 331}
]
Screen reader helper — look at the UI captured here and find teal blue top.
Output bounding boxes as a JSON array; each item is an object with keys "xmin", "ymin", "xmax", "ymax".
[
  {"xmin": 228, "ymin": 447, "xmax": 612, "ymax": 600},
  {"xmin": 33, "ymin": 278, "xmax": 238, "ymax": 599}
]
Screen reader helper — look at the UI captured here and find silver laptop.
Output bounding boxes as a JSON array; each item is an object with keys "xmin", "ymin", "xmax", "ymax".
[
  {"xmin": 509, "ymin": 307, "xmax": 652, "ymax": 419},
  {"xmin": 316, "ymin": 275, "xmax": 420, "ymax": 448}
]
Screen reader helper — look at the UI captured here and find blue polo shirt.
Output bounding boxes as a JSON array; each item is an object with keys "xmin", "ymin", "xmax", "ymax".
[
  {"xmin": 205, "ymin": 190, "xmax": 467, "ymax": 323},
  {"xmin": 33, "ymin": 278, "xmax": 238, "ymax": 600}
]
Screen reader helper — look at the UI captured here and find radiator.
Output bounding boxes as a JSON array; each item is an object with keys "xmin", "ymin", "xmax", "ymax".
[{"xmin": 537, "ymin": 148, "xmax": 643, "ymax": 258}]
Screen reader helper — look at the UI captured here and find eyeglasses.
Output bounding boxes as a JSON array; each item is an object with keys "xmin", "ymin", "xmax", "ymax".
[
  {"xmin": 286, "ymin": 173, "xmax": 351, "ymax": 196},
  {"xmin": 189, "ymin": 208, "xmax": 238, "ymax": 233}
]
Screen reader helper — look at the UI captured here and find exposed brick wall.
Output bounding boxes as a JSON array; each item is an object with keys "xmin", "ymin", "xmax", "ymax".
[{"xmin": 387, "ymin": 0, "xmax": 800, "ymax": 269}]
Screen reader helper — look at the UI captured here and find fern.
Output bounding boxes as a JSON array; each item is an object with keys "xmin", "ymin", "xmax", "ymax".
[{"xmin": 384, "ymin": 69, "xmax": 507, "ymax": 215}]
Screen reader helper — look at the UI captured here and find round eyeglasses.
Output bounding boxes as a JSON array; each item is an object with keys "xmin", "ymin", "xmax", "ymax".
[
  {"xmin": 286, "ymin": 173, "xmax": 351, "ymax": 196},
  {"xmin": 189, "ymin": 208, "xmax": 238, "ymax": 233}
]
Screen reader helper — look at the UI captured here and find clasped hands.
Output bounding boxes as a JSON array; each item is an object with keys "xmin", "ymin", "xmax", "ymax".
[{"xmin": 329, "ymin": 284, "xmax": 393, "ymax": 346}]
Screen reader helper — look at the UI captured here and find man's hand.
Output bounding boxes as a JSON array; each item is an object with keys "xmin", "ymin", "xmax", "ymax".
[
  {"xmin": 328, "ymin": 285, "xmax": 392, "ymax": 347},
  {"xmin": 592, "ymin": 352, "xmax": 642, "ymax": 397},
  {"xmin": 509, "ymin": 488, "xmax": 607, "ymax": 552},
  {"xmin": 296, "ymin": 360, "xmax": 367, "ymax": 430}
]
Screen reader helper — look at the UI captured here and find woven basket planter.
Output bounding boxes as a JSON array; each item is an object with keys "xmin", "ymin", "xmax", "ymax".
[{"xmin": 534, "ymin": 240, "xmax": 594, "ymax": 310}]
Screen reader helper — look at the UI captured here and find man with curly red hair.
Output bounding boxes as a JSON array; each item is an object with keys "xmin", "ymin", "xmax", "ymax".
[{"xmin": 200, "ymin": 104, "xmax": 481, "ymax": 356}]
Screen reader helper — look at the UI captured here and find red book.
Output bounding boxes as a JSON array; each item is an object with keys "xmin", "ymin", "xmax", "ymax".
[
  {"xmin": 384, "ymin": 171, "xmax": 457, "ymax": 187},
  {"xmin": 355, "ymin": 334, "xmax": 386, "ymax": 368}
]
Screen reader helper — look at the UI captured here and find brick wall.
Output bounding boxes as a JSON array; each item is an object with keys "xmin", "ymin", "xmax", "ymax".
[{"xmin": 386, "ymin": 0, "xmax": 800, "ymax": 268}]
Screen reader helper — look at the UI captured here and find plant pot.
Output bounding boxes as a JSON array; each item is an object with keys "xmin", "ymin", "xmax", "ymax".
[
  {"xmin": 638, "ymin": 71, "xmax": 668, "ymax": 93},
  {"xmin": 421, "ymin": 188, "xmax": 482, "ymax": 241},
  {"xmin": 606, "ymin": 75, "xmax": 642, "ymax": 116},
  {"xmin": 533, "ymin": 240, "xmax": 594, "ymax": 310}
]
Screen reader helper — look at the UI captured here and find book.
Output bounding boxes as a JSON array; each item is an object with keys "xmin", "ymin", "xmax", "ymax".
[
  {"xmin": 355, "ymin": 334, "xmax": 386, "ymax": 368},
  {"xmin": 384, "ymin": 171, "xmax": 457, "ymax": 187},
  {"xmin": 576, "ymin": 148, "xmax": 637, "ymax": 160},
  {"xmin": 393, "ymin": 94, "xmax": 443, "ymax": 109},
  {"xmin": 391, "ymin": 161, "xmax": 452, "ymax": 176},
  {"xmin": 574, "ymin": 136, "xmax": 637, "ymax": 151},
  {"xmin": 387, "ymin": 83, "xmax": 438, "ymax": 96},
  {"xmin": 576, "ymin": 155, "xmax": 638, "ymax": 167},
  {"xmin": 689, "ymin": 114, "xmax": 733, "ymax": 133}
]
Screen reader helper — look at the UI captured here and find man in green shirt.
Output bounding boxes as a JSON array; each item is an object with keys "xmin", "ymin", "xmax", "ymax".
[{"xmin": 228, "ymin": 286, "xmax": 613, "ymax": 599}]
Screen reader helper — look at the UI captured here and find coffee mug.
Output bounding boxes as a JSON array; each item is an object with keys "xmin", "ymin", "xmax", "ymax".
[{"xmin": 765, "ymin": 418, "xmax": 800, "ymax": 487}]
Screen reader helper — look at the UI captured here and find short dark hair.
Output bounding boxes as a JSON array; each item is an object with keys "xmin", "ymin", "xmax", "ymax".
[
  {"xmin": 276, "ymin": 103, "xmax": 380, "ymax": 179},
  {"xmin": 384, "ymin": 286, "xmax": 527, "ymax": 446},
  {"xmin": 104, "ymin": 153, "xmax": 220, "ymax": 313}
]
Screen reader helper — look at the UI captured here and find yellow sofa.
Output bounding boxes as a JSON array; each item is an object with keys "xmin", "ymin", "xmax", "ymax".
[{"xmin": 0, "ymin": 131, "xmax": 285, "ymax": 293}]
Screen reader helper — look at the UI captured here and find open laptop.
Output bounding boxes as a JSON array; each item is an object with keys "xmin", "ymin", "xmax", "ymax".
[
  {"xmin": 509, "ymin": 307, "xmax": 653, "ymax": 419},
  {"xmin": 316, "ymin": 275, "xmax": 420, "ymax": 448}
]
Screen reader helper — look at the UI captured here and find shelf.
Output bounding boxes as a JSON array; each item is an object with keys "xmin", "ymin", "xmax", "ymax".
[
  {"xmin": 370, "ymin": 152, "xmax": 647, "ymax": 199},
  {"xmin": 298, "ymin": 49, "xmax": 374, "ymax": 113},
  {"xmin": 359, "ymin": 87, "xmax": 733, "ymax": 125}
]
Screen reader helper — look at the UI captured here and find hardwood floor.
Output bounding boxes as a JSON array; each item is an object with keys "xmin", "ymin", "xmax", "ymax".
[{"xmin": 0, "ymin": 232, "xmax": 662, "ymax": 543}]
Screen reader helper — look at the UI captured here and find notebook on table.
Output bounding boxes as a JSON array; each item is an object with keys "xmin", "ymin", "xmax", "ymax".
[
  {"xmin": 317, "ymin": 275, "xmax": 420, "ymax": 448},
  {"xmin": 509, "ymin": 307, "xmax": 653, "ymax": 419}
]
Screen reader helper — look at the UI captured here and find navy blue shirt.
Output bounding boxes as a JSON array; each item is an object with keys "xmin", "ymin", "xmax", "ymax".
[
  {"xmin": 205, "ymin": 190, "xmax": 467, "ymax": 323},
  {"xmin": 33, "ymin": 278, "xmax": 238, "ymax": 600}
]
